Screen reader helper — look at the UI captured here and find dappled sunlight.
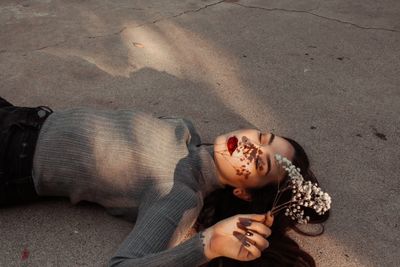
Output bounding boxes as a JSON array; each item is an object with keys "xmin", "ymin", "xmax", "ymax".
[
  {"xmin": 44, "ymin": 46, "xmax": 136, "ymax": 77},
  {"xmin": 291, "ymin": 231, "xmax": 369, "ymax": 267},
  {"xmin": 168, "ymin": 200, "xmax": 201, "ymax": 248},
  {"xmin": 90, "ymin": 112, "xmax": 180, "ymax": 202},
  {"xmin": 84, "ymin": 116, "xmax": 138, "ymax": 209},
  {"xmin": 121, "ymin": 22, "xmax": 186, "ymax": 78},
  {"xmin": 78, "ymin": 8, "xmax": 106, "ymax": 36},
  {"xmin": 92, "ymin": 128, "xmax": 134, "ymax": 190},
  {"xmin": 41, "ymin": 10, "xmax": 278, "ymax": 127},
  {"xmin": 1, "ymin": 1, "xmax": 396, "ymax": 266},
  {"xmin": 121, "ymin": 20, "xmax": 277, "ymax": 127}
]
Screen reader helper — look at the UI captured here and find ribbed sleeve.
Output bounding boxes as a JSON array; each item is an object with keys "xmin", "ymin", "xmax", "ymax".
[
  {"xmin": 109, "ymin": 187, "xmax": 208, "ymax": 267},
  {"xmin": 110, "ymin": 233, "xmax": 207, "ymax": 267}
]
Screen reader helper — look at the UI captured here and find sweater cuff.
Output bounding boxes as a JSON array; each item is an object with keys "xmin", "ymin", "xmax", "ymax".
[{"xmin": 181, "ymin": 231, "xmax": 209, "ymax": 266}]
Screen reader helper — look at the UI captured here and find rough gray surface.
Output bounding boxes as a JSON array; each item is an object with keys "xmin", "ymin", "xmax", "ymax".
[{"xmin": 0, "ymin": 0, "xmax": 399, "ymax": 266}]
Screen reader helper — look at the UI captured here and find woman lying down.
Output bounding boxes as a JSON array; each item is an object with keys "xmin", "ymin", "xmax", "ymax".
[{"xmin": 0, "ymin": 97, "xmax": 331, "ymax": 267}]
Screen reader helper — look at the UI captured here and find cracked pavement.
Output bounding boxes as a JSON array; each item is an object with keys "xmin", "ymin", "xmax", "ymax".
[
  {"xmin": 234, "ymin": 2, "xmax": 399, "ymax": 33},
  {"xmin": 1, "ymin": 0, "xmax": 399, "ymax": 266}
]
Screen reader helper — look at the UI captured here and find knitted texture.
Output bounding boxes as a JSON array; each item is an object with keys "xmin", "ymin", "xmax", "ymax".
[{"xmin": 32, "ymin": 108, "xmax": 222, "ymax": 267}]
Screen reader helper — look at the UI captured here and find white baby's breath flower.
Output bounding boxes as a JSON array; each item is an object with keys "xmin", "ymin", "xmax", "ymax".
[{"xmin": 271, "ymin": 154, "xmax": 332, "ymax": 224}]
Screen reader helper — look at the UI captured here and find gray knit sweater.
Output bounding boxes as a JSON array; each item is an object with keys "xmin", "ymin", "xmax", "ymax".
[{"xmin": 32, "ymin": 108, "xmax": 223, "ymax": 267}]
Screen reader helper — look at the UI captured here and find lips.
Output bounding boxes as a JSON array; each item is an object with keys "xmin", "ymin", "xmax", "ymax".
[{"xmin": 227, "ymin": 136, "xmax": 238, "ymax": 155}]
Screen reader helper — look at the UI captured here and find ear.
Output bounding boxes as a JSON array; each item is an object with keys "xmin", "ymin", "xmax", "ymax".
[{"xmin": 232, "ymin": 188, "xmax": 252, "ymax": 202}]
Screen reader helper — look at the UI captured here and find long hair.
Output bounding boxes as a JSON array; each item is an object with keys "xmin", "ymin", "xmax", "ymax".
[{"xmin": 195, "ymin": 137, "xmax": 330, "ymax": 267}]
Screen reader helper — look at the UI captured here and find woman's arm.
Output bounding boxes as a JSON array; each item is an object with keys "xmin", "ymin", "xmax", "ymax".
[
  {"xmin": 108, "ymin": 188, "xmax": 208, "ymax": 267},
  {"xmin": 108, "ymin": 198, "xmax": 273, "ymax": 266}
]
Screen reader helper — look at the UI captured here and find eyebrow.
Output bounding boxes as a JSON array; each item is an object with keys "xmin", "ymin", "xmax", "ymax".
[{"xmin": 264, "ymin": 133, "xmax": 275, "ymax": 176}]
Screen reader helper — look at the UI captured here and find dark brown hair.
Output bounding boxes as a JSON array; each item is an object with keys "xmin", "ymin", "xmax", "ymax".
[{"xmin": 196, "ymin": 137, "xmax": 330, "ymax": 267}]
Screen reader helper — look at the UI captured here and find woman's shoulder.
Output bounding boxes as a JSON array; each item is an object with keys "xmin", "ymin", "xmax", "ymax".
[{"xmin": 158, "ymin": 116, "xmax": 202, "ymax": 146}]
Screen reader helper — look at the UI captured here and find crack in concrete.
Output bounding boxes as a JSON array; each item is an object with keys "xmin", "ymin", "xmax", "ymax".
[
  {"xmin": 0, "ymin": 40, "xmax": 68, "ymax": 54},
  {"xmin": 150, "ymin": 0, "xmax": 225, "ymax": 24},
  {"xmin": 3, "ymin": 0, "xmax": 397, "ymax": 55},
  {"xmin": 86, "ymin": 26, "xmax": 127, "ymax": 39},
  {"xmin": 85, "ymin": 0, "xmax": 225, "ymax": 39},
  {"xmin": 233, "ymin": 3, "xmax": 399, "ymax": 33},
  {"xmin": 2, "ymin": 0, "xmax": 226, "ymax": 53},
  {"xmin": 33, "ymin": 40, "xmax": 68, "ymax": 51}
]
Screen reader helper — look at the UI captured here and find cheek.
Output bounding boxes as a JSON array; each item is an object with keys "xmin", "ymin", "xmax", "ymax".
[
  {"xmin": 218, "ymin": 148, "xmax": 260, "ymax": 183},
  {"xmin": 231, "ymin": 155, "xmax": 255, "ymax": 180}
]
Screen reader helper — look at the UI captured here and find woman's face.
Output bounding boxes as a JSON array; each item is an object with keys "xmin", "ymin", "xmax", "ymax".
[{"xmin": 213, "ymin": 129, "xmax": 295, "ymax": 190}]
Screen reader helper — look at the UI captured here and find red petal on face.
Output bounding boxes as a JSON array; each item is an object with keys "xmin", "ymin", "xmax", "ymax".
[{"xmin": 227, "ymin": 136, "xmax": 238, "ymax": 155}]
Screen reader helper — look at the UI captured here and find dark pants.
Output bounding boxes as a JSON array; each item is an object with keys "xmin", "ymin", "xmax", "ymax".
[{"xmin": 0, "ymin": 97, "xmax": 52, "ymax": 206}]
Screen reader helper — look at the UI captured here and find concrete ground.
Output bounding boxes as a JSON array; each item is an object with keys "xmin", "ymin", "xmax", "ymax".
[{"xmin": 0, "ymin": 0, "xmax": 399, "ymax": 266}]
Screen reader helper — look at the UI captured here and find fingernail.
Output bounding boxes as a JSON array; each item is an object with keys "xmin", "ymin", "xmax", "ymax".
[
  {"xmin": 244, "ymin": 241, "xmax": 251, "ymax": 247},
  {"xmin": 238, "ymin": 218, "xmax": 252, "ymax": 227},
  {"xmin": 233, "ymin": 231, "xmax": 245, "ymax": 242},
  {"xmin": 245, "ymin": 231, "xmax": 253, "ymax": 237},
  {"xmin": 236, "ymin": 222, "xmax": 248, "ymax": 231}
]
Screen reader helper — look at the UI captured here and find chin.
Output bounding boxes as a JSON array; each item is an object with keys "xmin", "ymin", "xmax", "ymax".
[{"xmin": 213, "ymin": 134, "xmax": 227, "ymax": 149}]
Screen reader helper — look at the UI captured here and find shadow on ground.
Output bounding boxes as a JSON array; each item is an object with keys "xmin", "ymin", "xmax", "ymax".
[{"xmin": 0, "ymin": 0, "xmax": 399, "ymax": 266}]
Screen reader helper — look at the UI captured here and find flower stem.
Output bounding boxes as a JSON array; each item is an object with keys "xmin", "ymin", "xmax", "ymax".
[
  {"xmin": 271, "ymin": 206, "xmax": 288, "ymax": 215},
  {"xmin": 272, "ymin": 186, "xmax": 291, "ymax": 209},
  {"xmin": 272, "ymin": 182, "xmax": 281, "ymax": 208},
  {"xmin": 271, "ymin": 200, "xmax": 298, "ymax": 213}
]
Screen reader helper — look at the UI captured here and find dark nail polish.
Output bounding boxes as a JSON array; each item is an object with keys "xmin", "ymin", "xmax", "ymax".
[
  {"xmin": 233, "ymin": 231, "xmax": 245, "ymax": 242},
  {"xmin": 244, "ymin": 241, "xmax": 251, "ymax": 247},
  {"xmin": 236, "ymin": 222, "xmax": 248, "ymax": 231},
  {"xmin": 238, "ymin": 218, "xmax": 252, "ymax": 227},
  {"xmin": 245, "ymin": 231, "xmax": 253, "ymax": 237}
]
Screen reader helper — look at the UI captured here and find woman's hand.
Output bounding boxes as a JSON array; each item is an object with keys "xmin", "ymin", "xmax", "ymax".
[{"xmin": 202, "ymin": 212, "xmax": 274, "ymax": 261}]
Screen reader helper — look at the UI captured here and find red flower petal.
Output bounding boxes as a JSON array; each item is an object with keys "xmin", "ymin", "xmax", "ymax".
[{"xmin": 227, "ymin": 136, "xmax": 238, "ymax": 155}]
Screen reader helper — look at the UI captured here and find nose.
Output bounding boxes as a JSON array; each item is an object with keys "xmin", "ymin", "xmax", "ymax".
[
  {"xmin": 256, "ymin": 143, "xmax": 273, "ymax": 168},
  {"xmin": 235, "ymin": 137, "xmax": 266, "ymax": 163},
  {"xmin": 259, "ymin": 143, "xmax": 273, "ymax": 154}
]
